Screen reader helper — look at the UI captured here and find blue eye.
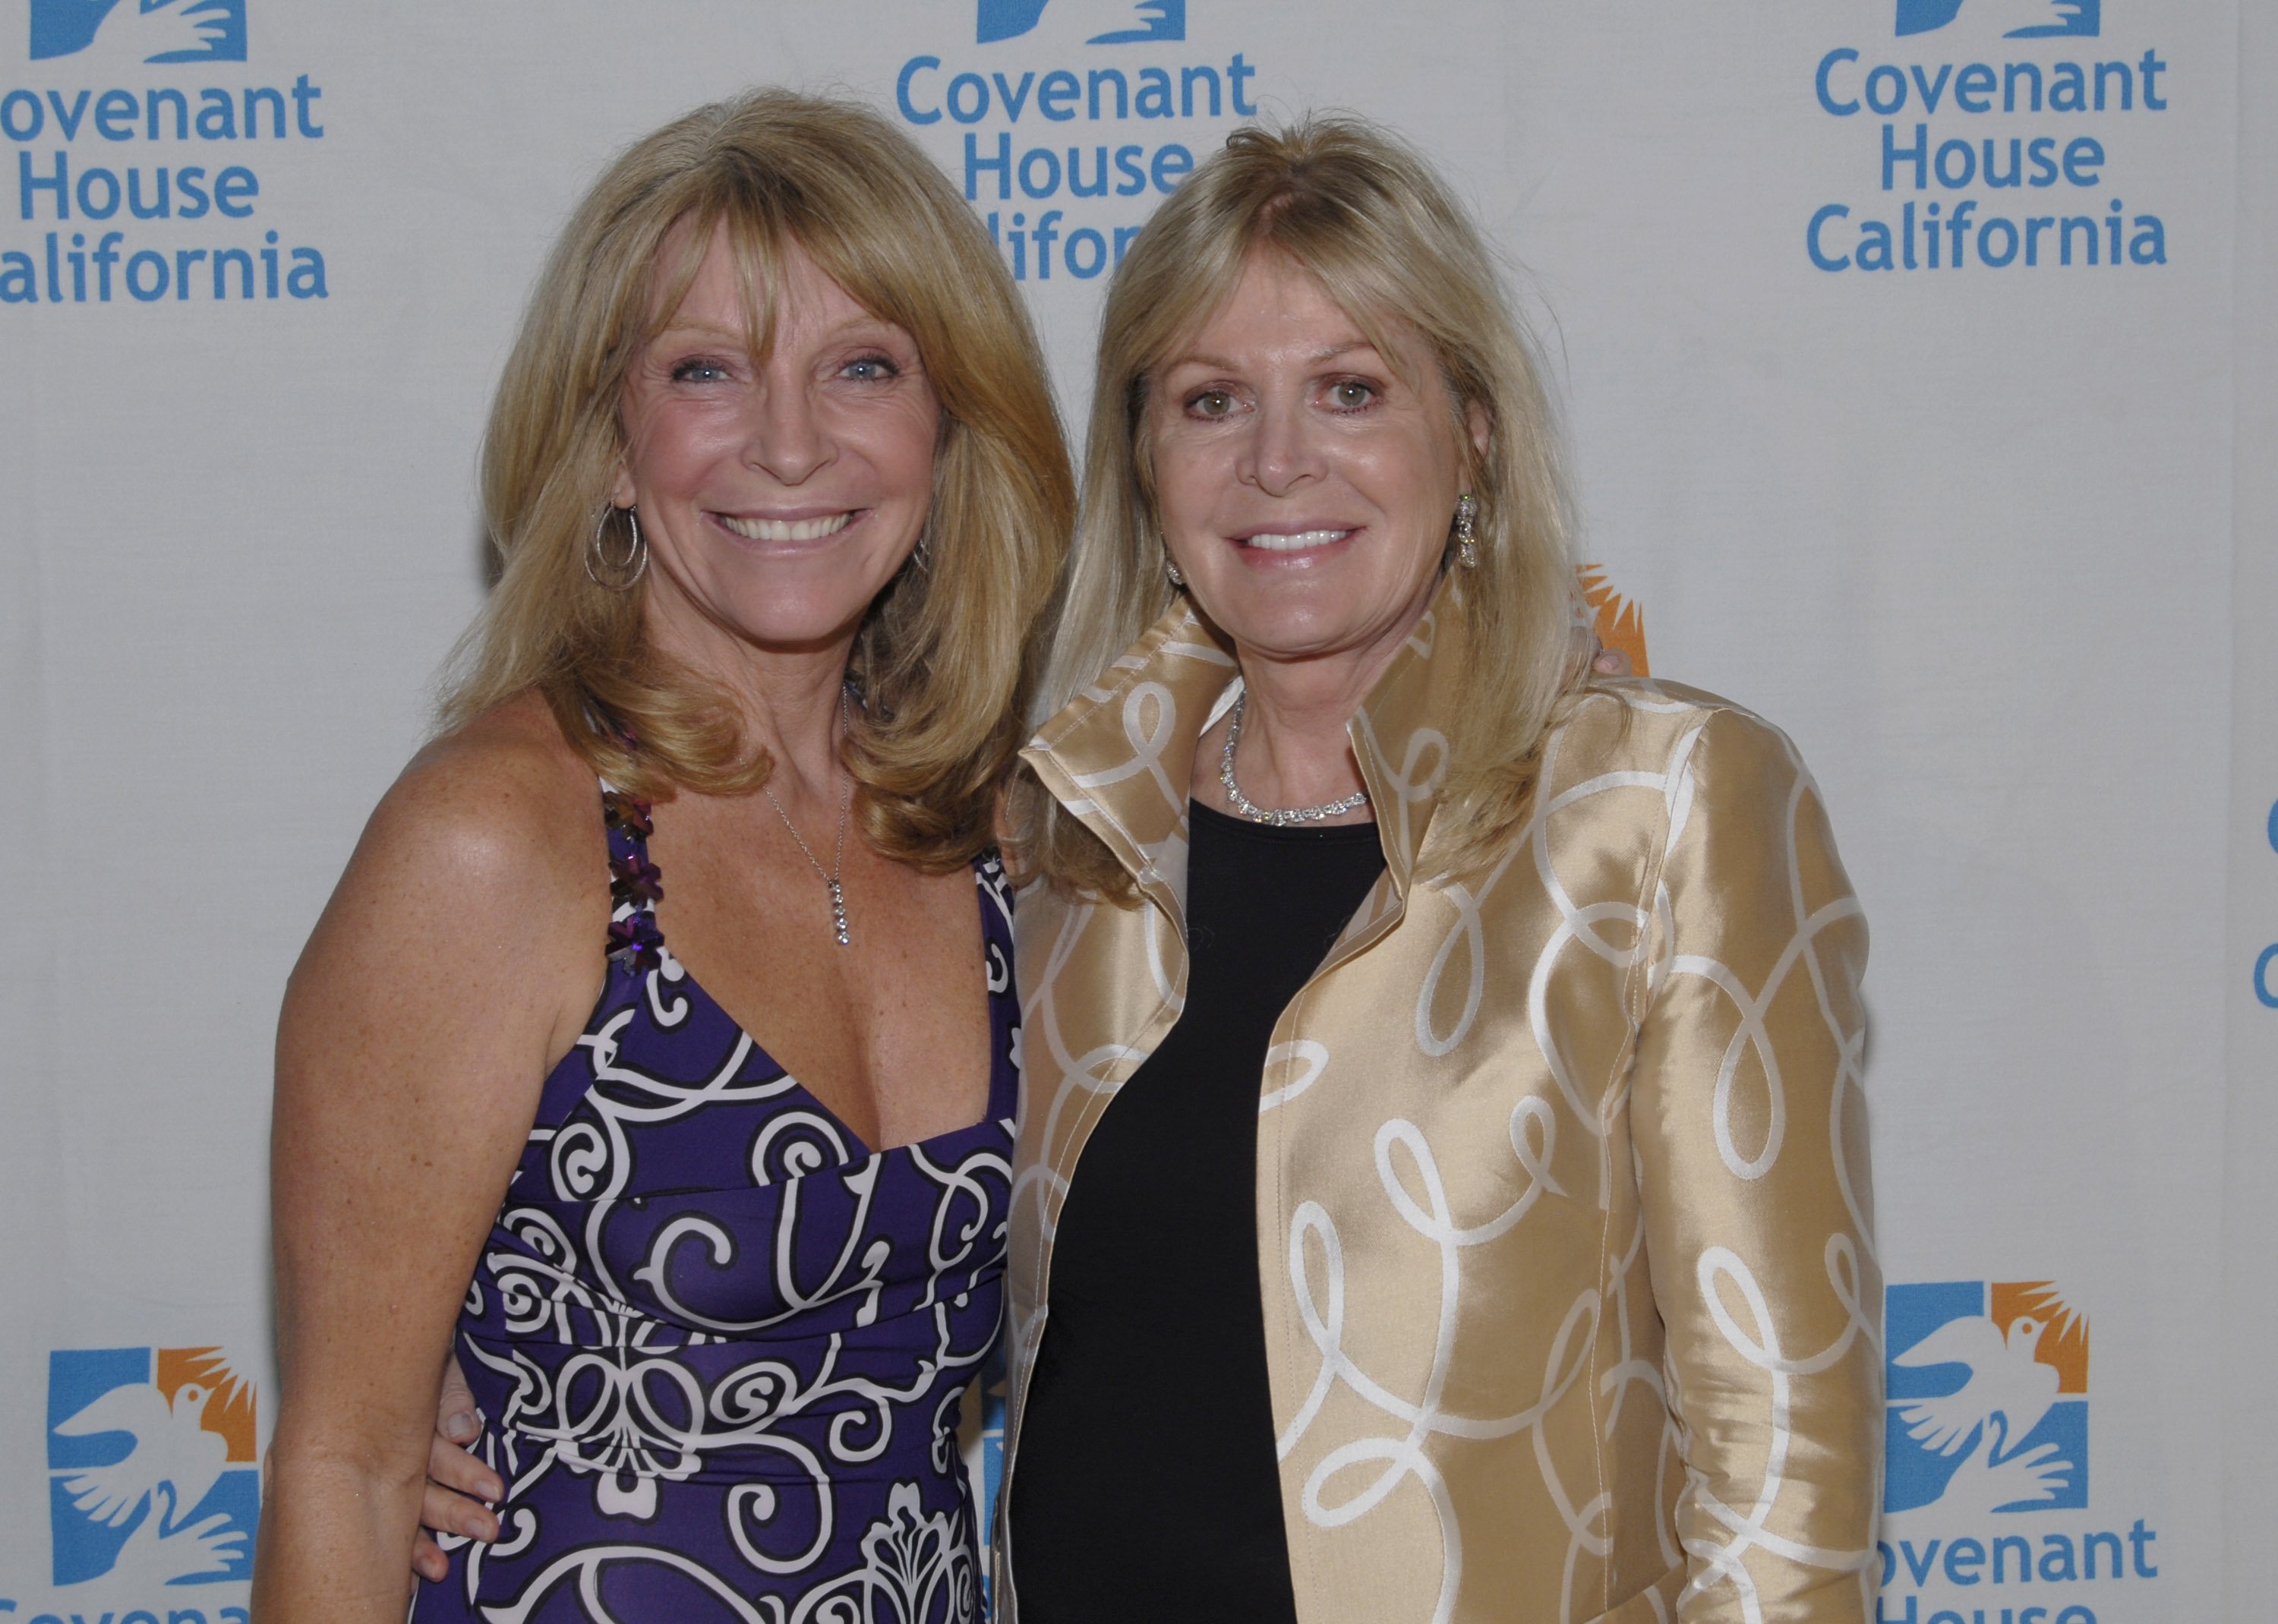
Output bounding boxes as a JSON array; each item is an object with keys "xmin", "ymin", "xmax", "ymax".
[
  {"xmin": 841, "ymin": 354, "xmax": 899, "ymax": 382},
  {"xmin": 670, "ymin": 357, "xmax": 730, "ymax": 383}
]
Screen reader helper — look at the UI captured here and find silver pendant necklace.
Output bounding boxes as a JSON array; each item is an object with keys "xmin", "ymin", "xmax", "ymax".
[
  {"xmin": 762, "ymin": 694, "xmax": 853, "ymax": 946},
  {"xmin": 1218, "ymin": 691, "xmax": 1371, "ymax": 827}
]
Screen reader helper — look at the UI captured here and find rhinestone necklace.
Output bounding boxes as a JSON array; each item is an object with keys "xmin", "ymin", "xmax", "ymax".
[
  {"xmin": 1218, "ymin": 691, "xmax": 1371, "ymax": 827},
  {"xmin": 762, "ymin": 695, "xmax": 853, "ymax": 946}
]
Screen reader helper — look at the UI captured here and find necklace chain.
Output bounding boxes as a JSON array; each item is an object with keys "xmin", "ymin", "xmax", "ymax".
[
  {"xmin": 763, "ymin": 692, "xmax": 853, "ymax": 947},
  {"xmin": 1218, "ymin": 692, "xmax": 1371, "ymax": 827}
]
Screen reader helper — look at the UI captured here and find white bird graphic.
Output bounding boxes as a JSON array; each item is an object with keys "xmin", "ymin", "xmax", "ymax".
[
  {"xmin": 52, "ymin": 1379, "xmax": 231, "ymax": 1535},
  {"xmin": 75, "ymin": 0, "xmax": 231, "ymax": 68},
  {"xmin": 1894, "ymin": 1313, "xmax": 2062, "ymax": 1462}
]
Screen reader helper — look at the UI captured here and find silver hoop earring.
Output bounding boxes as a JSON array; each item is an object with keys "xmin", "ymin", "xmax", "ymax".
[
  {"xmin": 910, "ymin": 529, "xmax": 932, "ymax": 572},
  {"xmin": 1453, "ymin": 494, "xmax": 1479, "ymax": 571},
  {"xmin": 585, "ymin": 504, "xmax": 647, "ymax": 590},
  {"xmin": 1166, "ymin": 558, "xmax": 1185, "ymax": 588}
]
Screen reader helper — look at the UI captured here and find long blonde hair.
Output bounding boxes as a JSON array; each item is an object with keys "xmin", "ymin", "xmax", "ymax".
[
  {"xmin": 1013, "ymin": 115, "xmax": 1579, "ymax": 893},
  {"xmin": 442, "ymin": 90, "xmax": 1072, "ymax": 870}
]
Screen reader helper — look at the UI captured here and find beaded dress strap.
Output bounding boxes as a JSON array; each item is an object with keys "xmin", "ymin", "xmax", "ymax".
[{"xmin": 599, "ymin": 783, "xmax": 665, "ymax": 974}]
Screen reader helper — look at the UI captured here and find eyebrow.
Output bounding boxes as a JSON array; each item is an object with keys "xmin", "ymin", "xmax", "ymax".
[{"xmin": 649, "ymin": 319, "xmax": 746, "ymax": 343}]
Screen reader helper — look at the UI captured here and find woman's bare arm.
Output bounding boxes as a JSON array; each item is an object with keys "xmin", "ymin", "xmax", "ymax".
[{"xmin": 255, "ymin": 719, "xmax": 603, "ymax": 1620}]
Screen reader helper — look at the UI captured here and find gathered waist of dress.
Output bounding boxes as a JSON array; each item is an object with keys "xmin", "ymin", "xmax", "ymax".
[
  {"xmin": 477, "ymin": 1428, "xmax": 973, "ymax": 1490},
  {"xmin": 457, "ymin": 1317, "xmax": 992, "ymax": 1470},
  {"xmin": 462, "ymin": 1267, "xmax": 1003, "ymax": 1352}
]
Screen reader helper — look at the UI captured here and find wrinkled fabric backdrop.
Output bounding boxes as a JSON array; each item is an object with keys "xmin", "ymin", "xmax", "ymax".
[{"xmin": 2, "ymin": 2, "xmax": 2270, "ymax": 1619}]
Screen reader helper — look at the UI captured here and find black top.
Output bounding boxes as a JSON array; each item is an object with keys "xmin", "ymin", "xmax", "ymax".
[{"xmin": 1008, "ymin": 800, "xmax": 1390, "ymax": 1622}]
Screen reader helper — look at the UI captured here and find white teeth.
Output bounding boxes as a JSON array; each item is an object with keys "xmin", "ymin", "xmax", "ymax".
[
  {"xmin": 1242, "ymin": 528, "xmax": 1351, "ymax": 552},
  {"xmin": 720, "ymin": 512, "xmax": 854, "ymax": 543}
]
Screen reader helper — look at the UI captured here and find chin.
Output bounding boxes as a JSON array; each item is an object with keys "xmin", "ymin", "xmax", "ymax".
[
  {"xmin": 725, "ymin": 563, "xmax": 907, "ymax": 636},
  {"xmin": 1210, "ymin": 612, "xmax": 1365, "ymax": 661},
  {"xmin": 747, "ymin": 608, "xmax": 878, "ymax": 648},
  {"xmin": 1204, "ymin": 584, "xmax": 1436, "ymax": 667}
]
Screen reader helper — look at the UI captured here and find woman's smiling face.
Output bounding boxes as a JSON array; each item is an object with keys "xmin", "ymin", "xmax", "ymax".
[
  {"xmin": 614, "ymin": 222, "xmax": 941, "ymax": 664},
  {"xmin": 1147, "ymin": 250, "xmax": 1480, "ymax": 676}
]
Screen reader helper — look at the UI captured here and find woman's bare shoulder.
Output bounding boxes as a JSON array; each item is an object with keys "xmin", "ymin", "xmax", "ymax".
[
  {"xmin": 373, "ymin": 692, "xmax": 603, "ymax": 888},
  {"xmin": 307, "ymin": 692, "xmax": 607, "ymax": 973},
  {"xmin": 279, "ymin": 694, "xmax": 611, "ymax": 1134}
]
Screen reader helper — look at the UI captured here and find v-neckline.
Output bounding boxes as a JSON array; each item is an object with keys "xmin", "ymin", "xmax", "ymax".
[{"xmin": 635, "ymin": 858, "xmax": 1013, "ymax": 1163}]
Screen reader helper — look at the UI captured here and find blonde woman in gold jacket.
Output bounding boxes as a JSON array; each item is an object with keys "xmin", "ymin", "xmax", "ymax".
[{"xmin": 995, "ymin": 119, "xmax": 1882, "ymax": 1623}]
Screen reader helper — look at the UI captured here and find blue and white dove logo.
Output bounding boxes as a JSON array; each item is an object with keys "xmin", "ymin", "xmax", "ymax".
[
  {"xmin": 977, "ymin": 0, "xmax": 1185, "ymax": 46},
  {"xmin": 53, "ymin": 1380, "xmax": 233, "ymax": 1530},
  {"xmin": 1896, "ymin": 0, "xmax": 2100, "ymax": 38},
  {"xmin": 1885, "ymin": 1282, "xmax": 2089, "ymax": 1515},
  {"xmin": 28, "ymin": 0, "xmax": 247, "ymax": 65},
  {"xmin": 1890, "ymin": 1313, "xmax": 2076, "ymax": 1514},
  {"xmin": 46, "ymin": 1348, "xmax": 259, "ymax": 1586}
]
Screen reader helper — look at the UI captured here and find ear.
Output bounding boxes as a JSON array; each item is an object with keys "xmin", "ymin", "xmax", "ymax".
[
  {"xmin": 610, "ymin": 459, "xmax": 638, "ymax": 510},
  {"xmin": 1465, "ymin": 399, "xmax": 1491, "ymax": 463}
]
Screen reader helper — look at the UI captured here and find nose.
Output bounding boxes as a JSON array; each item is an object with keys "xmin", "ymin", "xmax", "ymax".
[
  {"xmin": 1237, "ymin": 393, "xmax": 1325, "ymax": 498},
  {"xmin": 743, "ymin": 371, "xmax": 832, "ymax": 485}
]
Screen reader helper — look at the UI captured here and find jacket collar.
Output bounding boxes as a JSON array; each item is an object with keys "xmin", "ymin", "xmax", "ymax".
[{"xmin": 1021, "ymin": 574, "xmax": 1473, "ymax": 918}]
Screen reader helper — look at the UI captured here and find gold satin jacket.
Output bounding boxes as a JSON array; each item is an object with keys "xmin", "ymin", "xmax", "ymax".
[{"xmin": 999, "ymin": 587, "xmax": 1881, "ymax": 1623}]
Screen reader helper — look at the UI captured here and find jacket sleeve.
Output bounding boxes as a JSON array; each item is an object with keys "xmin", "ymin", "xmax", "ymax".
[{"xmin": 1626, "ymin": 706, "xmax": 1882, "ymax": 1622}]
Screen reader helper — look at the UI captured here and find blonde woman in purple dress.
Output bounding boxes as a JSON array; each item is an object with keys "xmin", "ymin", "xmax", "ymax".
[{"xmin": 256, "ymin": 91, "xmax": 1068, "ymax": 1622}]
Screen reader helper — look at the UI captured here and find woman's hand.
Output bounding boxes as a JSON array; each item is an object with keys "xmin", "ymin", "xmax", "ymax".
[
  {"xmin": 1573, "ymin": 624, "xmax": 1633, "ymax": 680},
  {"xmin": 412, "ymin": 1355, "xmax": 503, "ymax": 1583}
]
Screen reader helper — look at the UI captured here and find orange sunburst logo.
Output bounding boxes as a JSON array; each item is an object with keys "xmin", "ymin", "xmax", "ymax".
[
  {"xmin": 1989, "ymin": 1282, "xmax": 2089, "ymax": 1395},
  {"xmin": 1576, "ymin": 564, "xmax": 1648, "ymax": 676},
  {"xmin": 156, "ymin": 1345, "xmax": 258, "ymax": 1462}
]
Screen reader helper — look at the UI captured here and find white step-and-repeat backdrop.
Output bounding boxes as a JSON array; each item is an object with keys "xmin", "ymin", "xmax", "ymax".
[{"xmin": 2, "ymin": 2, "xmax": 2270, "ymax": 1619}]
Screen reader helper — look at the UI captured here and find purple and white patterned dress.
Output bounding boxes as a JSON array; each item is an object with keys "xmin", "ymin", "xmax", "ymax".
[{"xmin": 413, "ymin": 788, "xmax": 1017, "ymax": 1624}]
